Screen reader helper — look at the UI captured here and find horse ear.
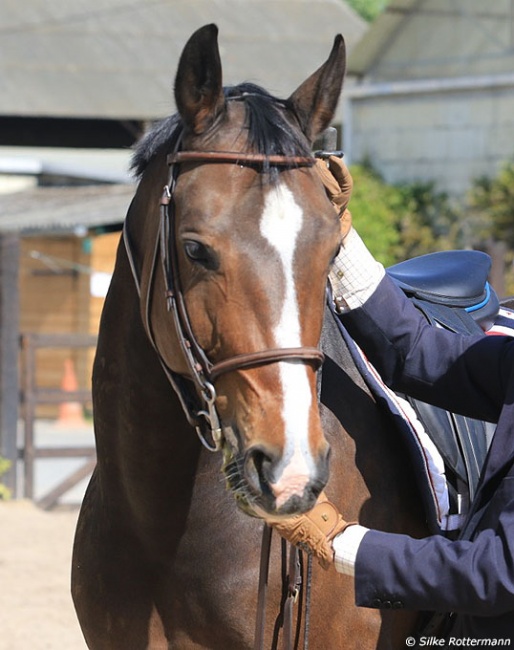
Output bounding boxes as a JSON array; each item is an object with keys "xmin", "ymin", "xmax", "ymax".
[
  {"xmin": 174, "ymin": 24, "xmax": 226, "ymax": 135},
  {"xmin": 287, "ymin": 34, "xmax": 346, "ymax": 143}
]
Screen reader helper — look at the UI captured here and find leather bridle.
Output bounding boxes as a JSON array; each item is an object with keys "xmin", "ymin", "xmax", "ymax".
[
  {"xmin": 123, "ymin": 143, "xmax": 324, "ymax": 650},
  {"xmin": 124, "ymin": 144, "xmax": 325, "ymax": 452}
]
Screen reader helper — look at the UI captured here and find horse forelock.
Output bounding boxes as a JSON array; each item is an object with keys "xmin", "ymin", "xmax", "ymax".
[{"xmin": 130, "ymin": 83, "xmax": 311, "ymax": 180}]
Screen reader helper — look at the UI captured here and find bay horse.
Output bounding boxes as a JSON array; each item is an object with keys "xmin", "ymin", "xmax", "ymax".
[{"xmin": 72, "ymin": 24, "xmax": 428, "ymax": 649}]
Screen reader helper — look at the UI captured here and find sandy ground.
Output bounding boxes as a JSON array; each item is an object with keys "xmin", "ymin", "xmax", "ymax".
[{"xmin": 0, "ymin": 500, "xmax": 87, "ymax": 650}]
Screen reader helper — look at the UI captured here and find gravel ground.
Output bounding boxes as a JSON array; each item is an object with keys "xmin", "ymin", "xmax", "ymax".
[{"xmin": 0, "ymin": 500, "xmax": 87, "ymax": 650}]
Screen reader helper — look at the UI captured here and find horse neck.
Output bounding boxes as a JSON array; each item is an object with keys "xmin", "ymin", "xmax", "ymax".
[{"xmin": 92, "ymin": 235, "xmax": 202, "ymax": 509}]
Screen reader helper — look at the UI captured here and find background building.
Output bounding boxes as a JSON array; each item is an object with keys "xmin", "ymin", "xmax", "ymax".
[
  {"xmin": 0, "ymin": 0, "xmax": 368, "ymax": 495},
  {"xmin": 345, "ymin": 0, "xmax": 514, "ymax": 196}
]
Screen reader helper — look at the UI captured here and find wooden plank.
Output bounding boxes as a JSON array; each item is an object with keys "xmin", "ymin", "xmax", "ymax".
[
  {"xmin": 32, "ymin": 388, "xmax": 92, "ymax": 404},
  {"xmin": 35, "ymin": 447, "xmax": 95, "ymax": 459},
  {"xmin": 36, "ymin": 457, "xmax": 96, "ymax": 511},
  {"xmin": 20, "ymin": 334, "xmax": 36, "ymax": 499},
  {"xmin": 29, "ymin": 333, "xmax": 97, "ymax": 348},
  {"xmin": 18, "ymin": 447, "xmax": 96, "ymax": 459},
  {"xmin": 0, "ymin": 234, "xmax": 20, "ymax": 495}
]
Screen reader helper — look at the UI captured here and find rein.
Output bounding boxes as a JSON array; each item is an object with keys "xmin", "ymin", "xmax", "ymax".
[{"xmin": 255, "ymin": 526, "xmax": 312, "ymax": 650}]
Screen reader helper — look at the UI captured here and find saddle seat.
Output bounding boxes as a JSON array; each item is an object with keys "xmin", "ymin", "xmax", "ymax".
[{"xmin": 387, "ymin": 250, "xmax": 499, "ymax": 332}]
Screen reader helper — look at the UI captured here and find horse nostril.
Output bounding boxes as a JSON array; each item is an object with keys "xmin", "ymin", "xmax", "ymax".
[{"xmin": 244, "ymin": 446, "xmax": 275, "ymax": 496}]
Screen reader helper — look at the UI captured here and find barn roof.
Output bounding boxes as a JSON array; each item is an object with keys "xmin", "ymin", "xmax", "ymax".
[
  {"xmin": 0, "ymin": 147, "xmax": 133, "ymax": 185},
  {"xmin": 348, "ymin": 0, "xmax": 514, "ymax": 81},
  {"xmin": 1, "ymin": 0, "xmax": 367, "ymax": 121},
  {"xmin": 0, "ymin": 184, "xmax": 134, "ymax": 235}
]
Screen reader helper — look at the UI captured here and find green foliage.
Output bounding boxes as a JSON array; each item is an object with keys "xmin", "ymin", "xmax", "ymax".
[
  {"xmin": 395, "ymin": 181, "xmax": 465, "ymax": 260},
  {"xmin": 348, "ymin": 163, "xmax": 403, "ymax": 266},
  {"xmin": 349, "ymin": 163, "xmax": 464, "ymax": 266},
  {"xmin": 0, "ymin": 455, "xmax": 12, "ymax": 500},
  {"xmin": 468, "ymin": 159, "xmax": 514, "ymax": 294},
  {"xmin": 346, "ymin": 0, "xmax": 388, "ymax": 22},
  {"xmin": 468, "ymin": 160, "xmax": 514, "ymax": 248}
]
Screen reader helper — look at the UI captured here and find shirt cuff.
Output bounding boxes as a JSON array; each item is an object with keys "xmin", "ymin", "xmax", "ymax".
[
  {"xmin": 329, "ymin": 228, "xmax": 385, "ymax": 312},
  {"xmin": 333, "ymin": 524, "xmax": 369, "ymax": 577}
]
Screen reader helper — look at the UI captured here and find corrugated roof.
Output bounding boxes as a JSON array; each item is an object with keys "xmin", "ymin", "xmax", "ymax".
[
  {"xmin": 0, "ymin": 147, "xmax": 133, "ymax": 184},
  {"xmin": 0, "ymin": 184, "xmax": 134, "ymax": 234},
  {"xmin": 348, "ymin": 0, "xmax": 514, "ymax": 80},
  {"xmin": 1, "ymin": 0, "xmax": 368, "ymax": 121},
  {"xmin": 347, "ymin": 0, "xmax": 419, "ymax": 76}
]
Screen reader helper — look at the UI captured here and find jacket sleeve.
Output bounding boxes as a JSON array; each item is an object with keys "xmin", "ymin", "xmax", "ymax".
[
  {"xmin": 355, "ymin": 484, "xmax": 514, "ymax": 616},
  {"xmin": 339, "ymin": 274, "xmax": 513, "ymax": 423}
]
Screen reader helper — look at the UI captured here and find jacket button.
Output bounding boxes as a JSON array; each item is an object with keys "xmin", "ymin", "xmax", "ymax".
[
  {"xmin": 392, "ymin": 601, "xmax": 404, "ymax": 609},
  {"xmin": 382, "ymin": 601, "xmax": 392, "ymax": 609},
  {"xmin": 371, "ymin": 599, "xmax": 382, "ymax": 608}
]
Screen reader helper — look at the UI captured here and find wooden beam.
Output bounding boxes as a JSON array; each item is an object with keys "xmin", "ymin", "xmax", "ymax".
[{"xmin": 0, "ymin": 234, "xmax": 20, "ymax": 496}]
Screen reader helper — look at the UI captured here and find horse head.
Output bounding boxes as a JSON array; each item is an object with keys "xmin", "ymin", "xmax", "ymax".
[{"xmin": 127, "ymin": 24, "xmax": 346, "ymax": 517}]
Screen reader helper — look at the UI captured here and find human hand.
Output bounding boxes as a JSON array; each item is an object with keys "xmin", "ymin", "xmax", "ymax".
[
  {"xmin": 265, "ymin": 492, "xmax": 352, "ymax": 569},
  {"xmin": 315, "ymin": 156, "xmax": 353, "ymax": 239}
]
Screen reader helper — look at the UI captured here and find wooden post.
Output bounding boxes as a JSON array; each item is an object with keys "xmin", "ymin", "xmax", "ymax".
[{"xmin": 0, "ymin": 233, "xmax": 20, "ymax": 496}]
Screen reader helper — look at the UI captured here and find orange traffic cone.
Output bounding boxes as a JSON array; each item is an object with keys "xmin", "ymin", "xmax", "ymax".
[{"xmin": 57, "ymin": 358, "xmax": 86, "ymax": 427}]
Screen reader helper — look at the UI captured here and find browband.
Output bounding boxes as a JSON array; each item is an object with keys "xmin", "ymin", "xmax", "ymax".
[{"xmin": 167, "ymin": 151, "xmax": 316, "ymax": 167}]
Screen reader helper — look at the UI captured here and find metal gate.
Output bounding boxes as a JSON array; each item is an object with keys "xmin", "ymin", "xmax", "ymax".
[{"xmin": 19, "ymin": 332, "xmax": 97, "ymax": 509}]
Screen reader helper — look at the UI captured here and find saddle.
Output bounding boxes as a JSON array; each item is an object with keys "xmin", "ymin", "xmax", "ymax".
[{"xmin": 386, "ymin": 250, "xmax": 499, "ymax": 529}]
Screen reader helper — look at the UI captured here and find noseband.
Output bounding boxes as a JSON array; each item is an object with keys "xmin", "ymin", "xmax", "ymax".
[{"xmin": 124, "ymin": 146, "xmax": 325, "ymax": 452}]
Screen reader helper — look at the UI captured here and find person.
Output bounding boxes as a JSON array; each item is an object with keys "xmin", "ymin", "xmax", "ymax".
[{"xmin": 267, "ymin": 156, "xmax": 514, "ymax": 641}]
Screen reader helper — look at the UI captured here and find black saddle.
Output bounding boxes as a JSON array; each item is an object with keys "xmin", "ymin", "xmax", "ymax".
[{"xmin": 386, "ymin": 250, "xmax": 498, "ymax": 525}]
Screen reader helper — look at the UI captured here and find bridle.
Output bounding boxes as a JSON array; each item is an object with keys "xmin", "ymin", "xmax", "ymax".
[
  {"xmin": 124, "ymin": 143, "xmax": 325, "ymax": 650},
  {"xmin": 124, "ymin": 144, "xmax": 326, "ymax": 453}
]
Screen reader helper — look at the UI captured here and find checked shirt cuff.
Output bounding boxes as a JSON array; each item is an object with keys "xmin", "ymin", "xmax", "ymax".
[
  {"xmin": 333, "ymin": 525, "xmax": 369, "ymax": 577},
  {"xmin": 329, "ymin": 228, "xmax": 385, "ymax": 312}
]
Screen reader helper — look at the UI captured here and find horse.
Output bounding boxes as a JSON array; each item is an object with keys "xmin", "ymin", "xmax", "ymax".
[{"xmin": 72, "ymin": 24, "xmax": 428, "ymax": 649}]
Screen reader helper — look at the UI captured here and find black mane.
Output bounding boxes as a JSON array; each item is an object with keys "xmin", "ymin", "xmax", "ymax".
[{"xmin": 130, "ymin": 83, "xmax": 311, "ymax": 179}]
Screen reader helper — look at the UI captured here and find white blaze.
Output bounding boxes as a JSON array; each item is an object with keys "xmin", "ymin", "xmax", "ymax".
[{"xmin": 260, "ymin": 183, "xmax": 314, "ymax": 505}]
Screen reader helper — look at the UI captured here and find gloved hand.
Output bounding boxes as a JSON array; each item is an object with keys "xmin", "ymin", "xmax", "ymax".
[
  {"xmin": 315, "ymin": 155, "xmax": 353, "ymax": 240},
  {"xmin": 265, "ymin": 492, "xmax": 352, "ymax": 569}
]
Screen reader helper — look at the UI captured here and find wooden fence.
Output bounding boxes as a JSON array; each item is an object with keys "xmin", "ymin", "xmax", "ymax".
[{"xmin": 19, "ymin": 332, "xmax": 97, "ymax": 509}]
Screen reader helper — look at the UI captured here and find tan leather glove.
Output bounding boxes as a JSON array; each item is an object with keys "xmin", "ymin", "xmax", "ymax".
[
  {"xmin": 266, "ymin": 492, "xmax": 352, "ymax": 569},
  {"xmin": 315, "ymin": 156, "xmax": 353, "ymax": 240}
]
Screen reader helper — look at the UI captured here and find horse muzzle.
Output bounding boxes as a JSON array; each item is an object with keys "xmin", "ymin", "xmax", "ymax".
[{"xmin": 224, "ymin": 441, "xmax": 330, "ymax": 516}]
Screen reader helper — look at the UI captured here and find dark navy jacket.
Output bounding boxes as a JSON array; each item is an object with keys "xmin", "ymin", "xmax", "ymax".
[{"xmin": 340, "ymin": 274, "xmax": 514, "ymax": 640}]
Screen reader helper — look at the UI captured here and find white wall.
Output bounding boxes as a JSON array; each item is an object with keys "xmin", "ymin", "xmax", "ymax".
[{"xmin": 344, "ymin": 75, "xmax": 514, "ymax": 196}]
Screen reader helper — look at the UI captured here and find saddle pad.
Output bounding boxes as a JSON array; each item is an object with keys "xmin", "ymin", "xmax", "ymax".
[
  {"xmin": 330, "ymin": 305, "xmax": 451, "ymax": 533},
  {"xmin": 330, "ymin": 303, "xmax": 514, "ymax": 534}
]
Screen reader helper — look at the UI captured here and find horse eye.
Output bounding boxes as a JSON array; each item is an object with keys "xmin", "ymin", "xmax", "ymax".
[{"xmin": 183, "ymin": 240, "xmax": 217, "ymax": 269}]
